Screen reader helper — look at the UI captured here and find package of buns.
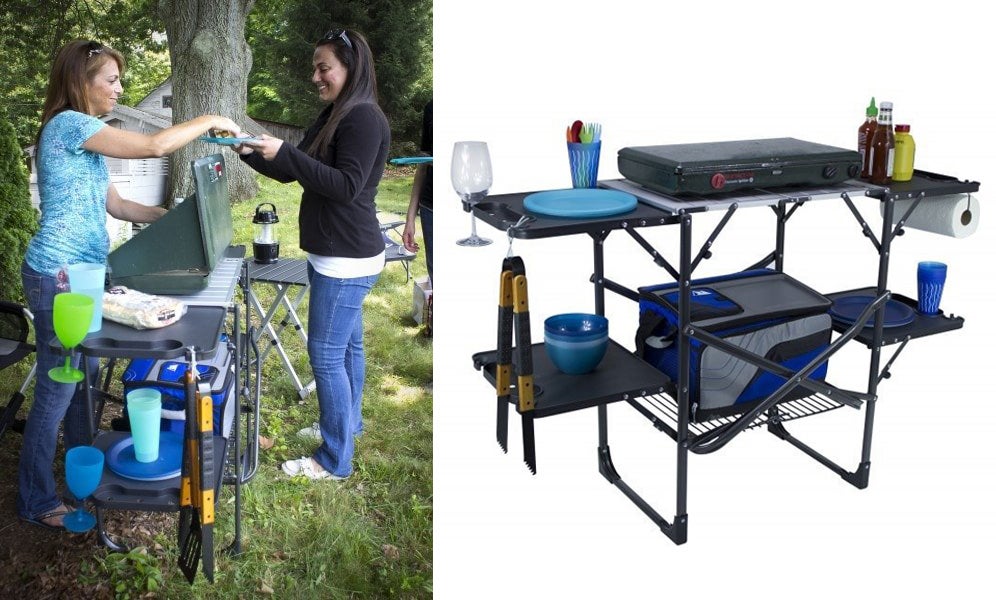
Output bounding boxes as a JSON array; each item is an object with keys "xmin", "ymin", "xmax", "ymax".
[{"xmin": 102, "ymin": 286, "xmax": 186, "ymax": 329}]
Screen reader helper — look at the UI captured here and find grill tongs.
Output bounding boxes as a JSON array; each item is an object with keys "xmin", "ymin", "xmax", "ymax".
[
  {"xmin": 178, "ymin": 347, "xmax": 216, "ymax": 583},
  {"xmin": 496, "ymin": 256, "xmax": 537, "ymax": 473}
]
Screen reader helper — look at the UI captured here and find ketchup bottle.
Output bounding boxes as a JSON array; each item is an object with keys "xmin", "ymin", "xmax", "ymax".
[
  {"xmin": 869, "ymin": 101, "xmax": 894, "ymax": 185},
  {"xmin": 858, "ymin": 97, "xmax": 877, "ymax": 179}
]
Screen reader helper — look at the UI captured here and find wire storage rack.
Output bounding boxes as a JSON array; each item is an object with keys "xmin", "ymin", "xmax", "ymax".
[{"xmin": 628, "ymin": 390, "xmax": 846, "ymax": 443}]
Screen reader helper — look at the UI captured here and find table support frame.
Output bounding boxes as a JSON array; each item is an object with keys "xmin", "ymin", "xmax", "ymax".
[{"xmin": 473, "ymin": 175, "xmax": 977, "ymax": 545}]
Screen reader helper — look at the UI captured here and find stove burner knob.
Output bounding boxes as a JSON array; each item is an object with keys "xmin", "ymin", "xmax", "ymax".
[
  {"xmin": 710, "ymin": 173, "xmax": 726, "ymax": 190},
  {"xmin": 822, "ymin": 165, "xmax": 839, "ymax": 179},
  {"xmin": 847, "ymin": 164, "xmax": 860, "ymax": 178}
]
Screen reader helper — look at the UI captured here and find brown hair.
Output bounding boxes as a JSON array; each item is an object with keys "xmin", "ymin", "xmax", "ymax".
[
  {"xmin": 306, "ymin": 29, "xmax": 382, "ymax": 159},
  {"xmin": 39, "ymin": 40, "xmax": 126, "ymax": 136}
]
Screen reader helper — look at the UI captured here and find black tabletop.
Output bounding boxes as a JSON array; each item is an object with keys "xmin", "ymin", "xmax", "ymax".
[
  {"xmin": 246, "ymin": 258, "xmax": 309, "ymax": 286},
  {"xmin": 80, "ymin": 305, "xmax": 226, "ymax": 360},
  {"xmin": 247, "ymin": 247, "xmax": 413, "ymax": 287},
  {"xmin": 475, "ymin": 171, "xmax": 981, "ymax": 240},
  {"xmin": 474, "ymin": 339, "xmax": 672, "ymax": 418},
  {"xmin": 91, "ymin": 430, "xmax": 227, "ymax": 512},
  {"xmin": 871, "ymin": 170, "xmax": 980, "ymax": 200},
  {"xmin": 472, "ymin": 189, "xmax": 676, "ymax": 240}
]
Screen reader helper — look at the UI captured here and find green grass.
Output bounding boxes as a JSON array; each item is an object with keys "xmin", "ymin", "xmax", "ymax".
[{"xmin": 1, "ymin": 170, "xmax": 432, "ymax": 598}]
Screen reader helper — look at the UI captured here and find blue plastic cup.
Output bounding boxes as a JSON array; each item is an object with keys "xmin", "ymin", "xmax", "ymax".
[
  {"xmin": 567, "ymin": 141, "xmax": 601, "ymax": 188},
  {"xmin": 126, "ymin": 388, "xmax": 162, "ymax": 462},
  {"xmin": 917, "ymin": 261, "xmax": 947, "ymax": 315},
  {"xmin": 67, "ymin": 262, "xmax": 106, "ymax": 333}
]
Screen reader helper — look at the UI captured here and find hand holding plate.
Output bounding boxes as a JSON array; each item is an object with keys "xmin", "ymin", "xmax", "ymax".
[{"xmin": 237, "ymin": 134, "xmax": 284, "ymax": 161}]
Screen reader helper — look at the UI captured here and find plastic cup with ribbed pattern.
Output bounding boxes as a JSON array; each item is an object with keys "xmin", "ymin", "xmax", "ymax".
[
  {"xmin": 567, "ymin": 141, "xmax": 601, "ymax": 188},
  {"xmin": 916, "ymin": 261, "xmax": 947, "ymax": 316}
]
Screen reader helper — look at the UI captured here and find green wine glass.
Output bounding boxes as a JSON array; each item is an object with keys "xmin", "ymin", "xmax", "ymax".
[{"xmin": 49, "ymin": 292, "xmax": 94, "ymax": 384}]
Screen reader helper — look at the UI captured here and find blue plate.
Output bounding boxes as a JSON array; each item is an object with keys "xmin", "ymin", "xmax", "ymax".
[
  {"xmin": 523, "ymin": 189, "xmax": 638, "ymax": 218},
  {"xmin": 106, "ymin": 431, "xmax": 183, "ymax": 481},
  {"xmin": 390, "ymin": 156, "xmax": 433, "ymax": 165},
  {"xmin": 197, "ymin": 136, "xmax": 259, "ymax": 146},
  {"xmin": 829, "ymin": 294, "xmax": 915, "ymax": 328}
]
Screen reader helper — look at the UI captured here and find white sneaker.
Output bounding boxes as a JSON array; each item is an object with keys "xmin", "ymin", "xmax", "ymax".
[
  {"xmin": 280, "ymin": 457, "xmax": 346, "ymax": 480},
  {"xmin": 297, "ymin": 422, "xmax": 322, "ymax": 441}
]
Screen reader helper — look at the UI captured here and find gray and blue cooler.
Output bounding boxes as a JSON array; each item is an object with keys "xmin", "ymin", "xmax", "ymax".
[
  {"xmin": 121, "ymin": 334, "xmax": 235, "ymax": 439},
  {"xmin": 636, "ymin": 270, "xmax": 832, "ymax": 422}
]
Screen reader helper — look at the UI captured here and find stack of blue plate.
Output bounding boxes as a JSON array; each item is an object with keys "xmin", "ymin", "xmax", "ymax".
[{"xmin": 105, "ymin": 431, "xmax": 183, "ymax": 481}]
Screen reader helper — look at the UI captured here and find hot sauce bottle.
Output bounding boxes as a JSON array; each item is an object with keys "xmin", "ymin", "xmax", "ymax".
[
  {"xmin": 869, "ymin": 101, "xmax": 894, "ymax": 185},
  {"xmin": 858, "ymin": 97, "xmax": 877, "ymax": 179}
]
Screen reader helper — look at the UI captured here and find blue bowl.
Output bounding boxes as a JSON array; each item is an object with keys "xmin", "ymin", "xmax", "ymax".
[
  {"xmin": 544, "ymin": 329, "xmax": 608, "ymax": 344},
  {"xmin": 544, "ymin": 313, "xmax": 608, "ymax": 339},
  {"xmin": 544, "ymin": 334, "xmax": 609, "ymax": 375}
]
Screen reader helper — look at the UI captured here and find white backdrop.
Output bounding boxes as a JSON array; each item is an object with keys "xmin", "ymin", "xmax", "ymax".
[{"xmin": 432, "ymin": 1, "xmax": 995, "ymax": 597}]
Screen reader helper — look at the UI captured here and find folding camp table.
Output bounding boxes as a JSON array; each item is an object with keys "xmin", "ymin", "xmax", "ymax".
[
  {"xmin": 75, "ymin": 246, "xmax": 256, "ymax": 582},
  {"xmin": 245, "ymin": 223, "xmax": 415, "ymax": 398},
  {"xmin": 470, "ymin": 170, "xmax": 979, "ymax": 544}
]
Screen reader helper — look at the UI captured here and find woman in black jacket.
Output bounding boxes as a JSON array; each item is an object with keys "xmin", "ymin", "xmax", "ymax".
[{"xmin": 237, "ymin": 29, "xmax": 389, "ymax": 480}]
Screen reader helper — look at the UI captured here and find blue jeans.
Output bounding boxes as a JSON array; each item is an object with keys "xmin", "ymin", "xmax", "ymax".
[
  {"xmin": 306, "ymin": 264, "xmax": 379, "ymax": 478},
  {"xmin": 18, "ymin": 262, "xmax": 97, "ymax": 520},
  {"xmin": 420, "ymin": 206, "xmax": 433, "ymax": 283}
]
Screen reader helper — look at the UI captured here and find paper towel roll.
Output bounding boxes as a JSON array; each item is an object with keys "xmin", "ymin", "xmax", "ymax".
[{"xmin": 881, "ymin": 193, "xmax": 980, "ymax": 238}]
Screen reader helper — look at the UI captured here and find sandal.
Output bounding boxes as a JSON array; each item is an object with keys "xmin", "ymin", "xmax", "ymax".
[
  {"xmin": 281, "ymin": 457, "xmax": 346, "ymax": 481},
  {"xmin": 20, "ymin": 503, "xmax": 71, "ymax": 531}
]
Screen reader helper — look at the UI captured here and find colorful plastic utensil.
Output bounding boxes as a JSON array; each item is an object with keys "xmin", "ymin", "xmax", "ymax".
[
  {"xmin": 570, "ymin": 120, "xmax": 583, "ymax": 143},
  {"xmin": 579, "ymin": 123, "xmax": 593, "ymax": 144}
]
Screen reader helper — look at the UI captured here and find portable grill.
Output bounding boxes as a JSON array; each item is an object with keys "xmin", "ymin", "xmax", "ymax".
[
  {"xmin": 618, "ymin": 138, "xmax": 862, "ymax": 196},
  {"xmin": 107, "ymin": 154, "xmax": 234, "ymax": 294}
]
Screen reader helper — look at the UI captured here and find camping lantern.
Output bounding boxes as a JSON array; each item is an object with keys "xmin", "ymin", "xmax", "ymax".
[{"xmin": 252, "ymin": 203, "xmax": 280, "ymax": 264}]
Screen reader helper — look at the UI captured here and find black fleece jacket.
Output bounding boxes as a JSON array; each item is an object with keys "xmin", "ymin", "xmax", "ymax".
[{"xmin": 241, "ymin": 102, "xmax": 390, "ymax": 258}]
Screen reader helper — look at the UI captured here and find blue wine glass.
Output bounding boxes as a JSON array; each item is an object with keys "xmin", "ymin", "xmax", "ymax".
[{"xmin": 64, "ymin": 445, "xmax": 104, "ymax": 532}]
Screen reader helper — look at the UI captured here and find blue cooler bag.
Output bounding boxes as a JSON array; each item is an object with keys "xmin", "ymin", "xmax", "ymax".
[
  {"xmin": 121, "ymin": 334, "xmax": 235, "ymax": 438},
  {"xmin": 636, "ymin": 270, "xmax": 832, "ymax": 422}
]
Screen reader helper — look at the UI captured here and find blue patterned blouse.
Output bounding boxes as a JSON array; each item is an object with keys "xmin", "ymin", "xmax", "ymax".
[{"xmin": 24, "ymin": 110, "xmax": 108, "ymax": 276}]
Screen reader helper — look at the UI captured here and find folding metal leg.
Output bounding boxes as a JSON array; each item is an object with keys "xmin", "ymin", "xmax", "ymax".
[
  {"xmin": 593, "ymin": 221, "xmax": 690, "ymax": 545},
  {"xmin": 247, "ymin": 282, "xmax": 315, "ymax": 398}
]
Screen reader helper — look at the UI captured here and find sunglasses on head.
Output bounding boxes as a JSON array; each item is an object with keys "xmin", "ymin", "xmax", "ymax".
[
  {"xmin": 86, "ymin": 41, "xmax": 103, "ymax": 59},
  {"xmin": 322, "ymin": 29, "xmax": 353, "ymax": 50}
]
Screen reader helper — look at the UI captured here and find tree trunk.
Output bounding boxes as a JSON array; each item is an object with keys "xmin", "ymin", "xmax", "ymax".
[{"xmin": 158, "ymin": 0, "xmax": 257, "ymax": 204}]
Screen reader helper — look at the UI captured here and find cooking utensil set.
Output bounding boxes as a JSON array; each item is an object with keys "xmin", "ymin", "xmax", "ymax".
[{"xmin": 566, "ymin": 120, "xmax": 602, "ymax": 144}]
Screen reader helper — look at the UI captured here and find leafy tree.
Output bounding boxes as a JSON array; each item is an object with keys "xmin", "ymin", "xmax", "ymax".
[
  {"xmin": 246, "ymin": 0, "xmax": 432, "ymax": 155},
  {"xmin": 1, "ymin": 0, "xmax": 431, "ymax": 203},
  {"xmin": 0, "ymin": 0, "xmax": 173, "ymax": 148},
  {"xmin": 0, "ymin": 118, "xmax": 39, "ymax": 302}
]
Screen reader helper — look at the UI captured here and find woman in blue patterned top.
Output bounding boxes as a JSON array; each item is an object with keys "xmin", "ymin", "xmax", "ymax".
[{"xmin": 17, "ymin": 40, "xmax": 241, "ymax": 530}]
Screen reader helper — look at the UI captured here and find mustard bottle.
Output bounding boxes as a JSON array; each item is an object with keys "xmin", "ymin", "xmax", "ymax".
[{"xmin": 893, "ymin": 124, "xmax": 916, "ymax": 182}]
